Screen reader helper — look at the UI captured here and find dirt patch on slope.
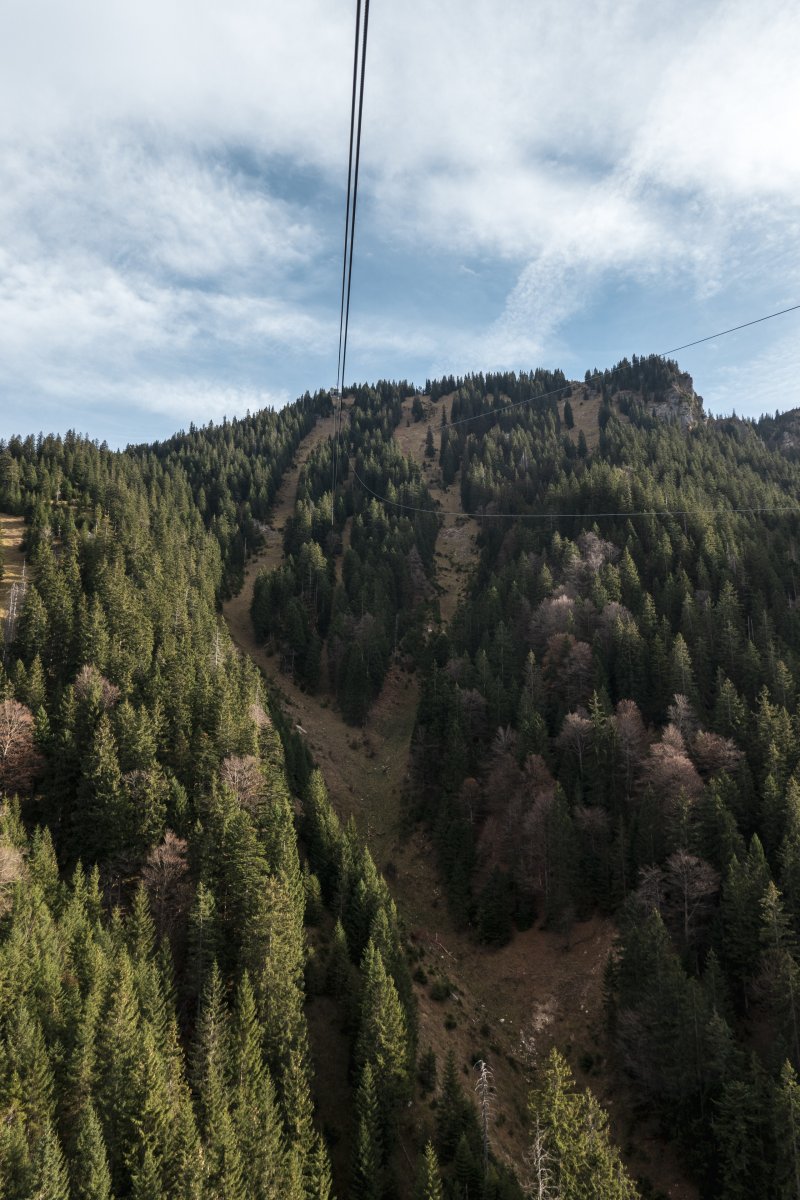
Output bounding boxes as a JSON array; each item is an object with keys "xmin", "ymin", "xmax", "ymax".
[
  {"xmin": 0, "ymin": 513, "xmax": 27, "ymax": 621},
  {"xmin": 394, "ymin": 395, "xmax": 478, "ymax": 625}
]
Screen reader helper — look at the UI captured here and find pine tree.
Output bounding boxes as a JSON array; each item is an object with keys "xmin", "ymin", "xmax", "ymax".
[
  {"xmin": 95, "ymin": 951, "xmax": 142, "ymax": 1188},
  {"xmin": 351, "ymin": 1062, "xmax": 382, "ymax": 1199},
  {"xmin": 129, "ymin": 1144, "xmax": 163, "ymax": 1200},
  {"xmin": 721, "ymin": 838, "xmax": 772, "ymax": 1008},
  {"xmin": 355, "ymin": 941, "xmax": 411, "ymax": 1143},
  {"xmin": 307, "ymin": 1132, "xmax": 335, "ymax": 1200},
  {"xmin": 186, "ymin": 881, "xmax": 220, "ymax": 1001},
  {"xmin": 255, "ymin": 873, "xmax": 306, "ymax": 1071},
  {"xmin": 8, "ymin": 1002, "xmax": 56, "ymax": 1139},
  {"xmin": 415, "ymin": 1142, "xmax": 443, "ymax": 1200},
  {"xmin": 75, "ymin": 712, "xmax": 124, "ymax": 861},
  {"xmin": 281, "ymin": 1033, "xmax": 315, "ymax": 1174},
  {"xmin": 773, "ymin": 1060, "xmax": 800, "ymax": 1200},
  {"xmin": 714, "ymin": 1057, "xmax": 772, "ymax": 1200},
  {"xmin": 529, "ymin": 1048, "xmax": 637, "ymax": 1199},
  {"xmin": 781, "ymin": 783, "xmax": 800, "ymax": 933},
  {"xmin": 29, "ymin": 1119, "xmax": 70, "ymax": 1200},
  {"xmin": 759, "ymin": 882, "xmax": 800, "ymax": 1068},
  {"xmin": 436, "ymin": 1050, "xmax": 473, "ymax": 1163},
  {"xmin": 189, "ymin": 963, "xmax": 245, "ymax": 1199},
  {"xmin": 326, "ymin": 918, "xmax": 353, "ymax": 1009},
  {"xmin": 351, "ymin": 1114, "xmax": 381, "ymax": 1200},
  {"xmin": 229, "ymin": 972, "xmax": 286, "ymax": 1197},
  {"xmin": 71, "ymin": 1102, "xmax": 113, "ymax": 1200}
]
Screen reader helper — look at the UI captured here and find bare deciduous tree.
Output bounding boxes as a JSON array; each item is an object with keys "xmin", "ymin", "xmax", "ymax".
[
  {"xmin": 0, "ymin": 840, "xmax": 25, "ymax": 914},
  {"xmin": 613, "ymin": 700, "xmax": 649, "ymax": 797},
  {"xmin": 0, "ymin": 698, "xmax": 44, "ymax": 794},
  {"xmin": 641, "ymin": 725, "xmax": 703, "ymax": 804},
  {"xmin": 74, "ymin": 664, "xmax": 120, "ymax": 710},
  {"xmin": 529, "ymin": 592, "xmax": 576, "ymax": 654},
  {"xmin": 474, "ymin": 1059, "xmax": 495, "ymax": 1178},
  {"xmin": 141, "ymin": 831, "xmax": 190, "ymax": 938},
  {"xmin": 558, "ymin": 710, "xmax": 592, "ymax": 779},
  {"xmin": 524, "ymin": 1115, "xmax": 558, "ymax": 1200},
  {"xmin": 691, "ymin": 730, "xmax": 744, "ymax": 778},
  {"xmin": 220, "ymin": 754, "xmax": 264, "ymax": 813},
  {"xmin": 667, "ymin": 694, "xmax": 699, "ymax": 741},
  {"xmin": 635, "ymin": 850, "xmax": 719, "ymax": 956}
]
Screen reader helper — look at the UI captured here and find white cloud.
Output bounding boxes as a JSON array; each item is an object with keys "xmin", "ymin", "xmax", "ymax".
[
  {"xmin": 1, "ymin": 0, "xmax": 799, "ymax": 434},
  {"xmin": 114, "ymin": 378, "xmax": 291, "ymax": 427}
]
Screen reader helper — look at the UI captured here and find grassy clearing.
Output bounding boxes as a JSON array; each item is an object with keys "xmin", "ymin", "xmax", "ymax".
[
  {"xmin": 394, "ymin": 393, "xmax": 479, "ymax": 625},
  {"xmin": 560, "ymin": 385, "xmax": 631, "ymax": 451},
  {"xmin": 0, "ymin": 513, "xmax": 27, "ymax": 621}
]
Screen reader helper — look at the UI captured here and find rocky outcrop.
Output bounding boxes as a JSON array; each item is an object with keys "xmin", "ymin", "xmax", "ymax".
[{"xmin": 648, "ymin": 371, "xmax": 704, "ymax": 430}]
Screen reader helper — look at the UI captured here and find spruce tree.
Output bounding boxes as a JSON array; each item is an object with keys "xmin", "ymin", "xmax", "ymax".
[
  {"xmin": 436, "ymin": 1050, "xmax": 472, "ymax": 1163},
  {"xmin": 29, "ymin": 1119, "xmax": 70, "ymax": 1200},
  {"xmin": 75, "ymin": 713, "xmax": 124, "ymax": 861},
  {"xmin": 351, "ymin": 1062, "xmax": 383, "ymax": 1199},
  {"xmin": 415, "ymin": 1142, "xmax": 443, "ymax": 1200},
  {"xmin": 71, "ymin": 1102, "xmax": 113, "ymax": 1200},
  {"xmin": 773, "ymin": 1060, "xmax": 800, "ymax": 1200},
  {"xmin": 355, "ymin": 941, "xmax": 412, "ymax": 1142},
  {"xmin": 229, "ymin": 972, "xmax": 286, "ymax": 1196},
  {"xmin": 529, "ymin": 1048, "xmax": 637, "ymax": 1199}
]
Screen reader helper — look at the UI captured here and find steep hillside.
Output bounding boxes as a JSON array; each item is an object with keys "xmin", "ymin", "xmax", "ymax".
[
  {"xmin": 756, "ymin": 405, "xmax": 800, "ymax": 459},
  {"xmin": 8, "ymin": 352, "xmax": 800, "ymax": 1199},
  {"xmin": 406, "ymin": 359, "xmax": 800, "ymax": 1197},
  {"xmin": 231, "ymin": 355, "xmax": 800, "ymax": 1197},
  {"xmin": 0, "ymin": 413, "xmax": 422, "ymax": 1200},
  {"xmin": 225, "ymin": 370, "xmax": 700, "ymax": 1197}
]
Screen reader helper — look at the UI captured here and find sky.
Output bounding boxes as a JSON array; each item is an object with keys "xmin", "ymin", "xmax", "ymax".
[{"xmin": 1, "ymin": 0, "xmax": 799, "ymax": 448}]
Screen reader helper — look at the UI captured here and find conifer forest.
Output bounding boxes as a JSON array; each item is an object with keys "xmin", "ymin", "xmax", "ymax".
[{"xmin": 5, "ymin": 359, "xmax": 800, "ymax": 1198}]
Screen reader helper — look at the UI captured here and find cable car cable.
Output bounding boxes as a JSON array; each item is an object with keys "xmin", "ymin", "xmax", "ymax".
[{"xmin": 332, "ymin": 0, "xmax": 363, "ymax": 512}]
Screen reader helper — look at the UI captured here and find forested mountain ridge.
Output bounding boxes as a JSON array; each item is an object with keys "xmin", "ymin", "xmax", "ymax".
[
  {"xmin": 404, "ymin": 364, "xmax": 800, "ymax": 1196},
  {"xmin": 0, "ymin": 411, "xmax": 430, "ymax": 1200},
  {"xmin": 239, "ymin": 359, "xmax": 800, "ymax": 1195},
  {"xmin": 755, "ymin": 404, "xmax": 800, "ymax": 461},
  {"xmin": 5, "ymin": 356, "xmax": 800, "ymax": 1198}
]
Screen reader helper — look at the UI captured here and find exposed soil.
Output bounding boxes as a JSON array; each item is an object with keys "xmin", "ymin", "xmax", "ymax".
[
  {"xmin": 0, "ymin": 513, "xmax": 27, "ymax": 622},
  {"xmin": 393, "ymin": 394, "xmax": 479, "ymax": 625},
  {"xmin": 561, "ymin": 386, "xmax": 631, "ymax": 451}
]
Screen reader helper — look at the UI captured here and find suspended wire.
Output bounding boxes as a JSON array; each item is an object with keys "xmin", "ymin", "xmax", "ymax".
[
  {"xmin": 321, "ymin": 12, "xmax": 799, "ymax": 528},
  {"xmin": 437, "ymin": 302, "xmax": 800, "ymax": 433},
  {"xmin": 332, "ymin": 0, "xmax": 363, "ymax": 512},
  {"xmin": 661, "ymin": 303, "xmax": 800, "ymax": 356},
  {"xmin": 340, "ymin": 0, "xmax": 370, "ymax": 393},
  {"xmin": 335, "ymin": 0, "xmax": 362, "ymax": 395},
  {"xmin": 351, "ymin": 462, "xmax": 800, "ymax": 522},
  {"xmin": 331, "ymin": 0, "xmax": 369, "ymax": 513}
]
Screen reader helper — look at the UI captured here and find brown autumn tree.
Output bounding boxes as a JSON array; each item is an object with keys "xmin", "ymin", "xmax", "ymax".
[
  {"xmin": 641, "ymin": 725, "xmax": 704, "ymax": 803},
  {"xmin": 558, "ymin": 709, "xmax": 593, "ymax": 780},
  {"xmin": 221, "ymin": 754, "xmax": 264, "ymax": 813},
  {"xmin": 691, "ymin": 730, "xmax": 744, "ymax": 778},
  {"xmin": 0, "ymin": 698, "xmax": 44, "ymax": 794},
  {"xmin": 613, "ymin": 699, "xmax": 649, "ymax": 797},
  {"xmin": 542, "ymin": 634, "xmax": 594, "ymax": 711},
  {"xmin": 141, "ymin": 830, "xmax": 191, "ymax": 938},
  {"xmin": 73, "ymin": 664, "xmax": 121, "ymax": 710},
  {"xmin": 637, "ymin": 850, "xmax": 719, "ymax": 958}
]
